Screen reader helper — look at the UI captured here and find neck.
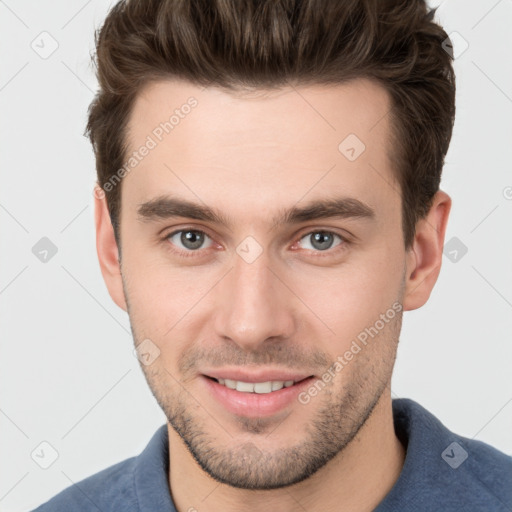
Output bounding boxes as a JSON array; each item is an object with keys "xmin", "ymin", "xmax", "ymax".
[{"xmin": 168, "ymin": 387, "xmax": 405, "ymax": 512}]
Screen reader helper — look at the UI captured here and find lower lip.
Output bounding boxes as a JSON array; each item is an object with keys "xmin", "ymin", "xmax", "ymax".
[{"xmin": 201, "ymin": 375, "xmax": 315, "ymax": 418}]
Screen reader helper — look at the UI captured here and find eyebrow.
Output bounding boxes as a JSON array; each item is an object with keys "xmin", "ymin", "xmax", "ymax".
[{"xmin": 137, "ymin": 195, "xmax": 375, "ymax": 229}]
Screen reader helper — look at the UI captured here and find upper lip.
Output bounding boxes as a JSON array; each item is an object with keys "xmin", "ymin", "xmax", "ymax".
[{"xmin": 202, "ymin": 368, "xmax": 314, "ymax": 383}]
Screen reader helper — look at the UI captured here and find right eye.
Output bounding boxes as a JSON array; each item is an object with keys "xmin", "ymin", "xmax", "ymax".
[{"xmin": 165, "ymin": 229, "xmax": 214, "ymax": 253}]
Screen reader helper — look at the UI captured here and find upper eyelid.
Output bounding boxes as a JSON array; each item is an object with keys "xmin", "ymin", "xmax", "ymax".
[
  {"xmin": 298, "ymin": 230, "xmax": 344, "ymax": 240},
  {"xmin": 165, "ymin": 226, "xmax": 216, "ymax": 241},
  {"xmin": 295, "ymin": 228, "xmax": 348, "ymax": 246}
]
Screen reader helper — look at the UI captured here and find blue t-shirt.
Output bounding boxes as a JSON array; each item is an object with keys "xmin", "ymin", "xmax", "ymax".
[{"xmin": 31, "ymin": 398, "xmax": 512, "ymax": 511}]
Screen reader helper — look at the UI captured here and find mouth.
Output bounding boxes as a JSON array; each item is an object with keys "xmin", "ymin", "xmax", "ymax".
[
  {"xmin": 201, "ymin": 373, "xmax": 316, "ymax": 418},
  {"xmin": 204, "ymin": 375, "xmax": 311, "ymax": 394}
]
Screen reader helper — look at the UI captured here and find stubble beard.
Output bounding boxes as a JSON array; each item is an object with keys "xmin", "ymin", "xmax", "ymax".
[{"xmin": 139, "ymin": 342, "xmax": 396, "ymax": 490}]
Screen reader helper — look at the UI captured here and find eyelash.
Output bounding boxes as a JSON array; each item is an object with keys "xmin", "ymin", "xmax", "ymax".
[{"xmin": 162, "ymin": 227, "xmax": 349, "ymax": 258}]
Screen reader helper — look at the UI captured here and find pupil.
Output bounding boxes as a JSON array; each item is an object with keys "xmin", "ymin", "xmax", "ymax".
[
  {"xmin": 181, "ymin": 230, "xmax": 204, "ymax": 249},
  {"xmin": 312, "ymin": 232, "xmax": 333, "ymax": 250}
]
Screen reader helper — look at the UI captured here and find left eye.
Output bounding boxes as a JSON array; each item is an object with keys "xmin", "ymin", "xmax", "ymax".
[
  {"xmin": 298, "ymin": 231, "xmax": 343, "ymax": 251},
  {"xmin": 167, "ymin": 230, "xmax": 213, "ymax": 251}
]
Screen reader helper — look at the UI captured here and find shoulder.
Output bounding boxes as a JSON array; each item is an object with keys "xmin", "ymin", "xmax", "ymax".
[
  {"xmin": 386, "ymin": 398, "xmax": 512, "ymax": 511},
  {"xmin": 415, "ymin": 433, "xmax": 512, "ymax": 510},
  {"xmin": 445, "ymin": 434, "xmax": 512, "ymax": 507},
  {"xmin": 30, "ymin": 456, "xmax": 139, "ymax": 511},
  {"xmin": 30, "ymin": 425, "xmax": 170, "ymax": 512}
]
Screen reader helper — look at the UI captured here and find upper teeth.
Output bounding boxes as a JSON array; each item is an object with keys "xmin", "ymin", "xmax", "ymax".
[{"xmin": 217, "ymin": 378, "xmax": 296, "ymax": 393}]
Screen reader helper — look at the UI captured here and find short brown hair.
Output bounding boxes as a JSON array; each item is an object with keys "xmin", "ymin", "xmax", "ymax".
[{"xmin": 86, "ymin": 0, "xmax": 456, "ymax": 250}]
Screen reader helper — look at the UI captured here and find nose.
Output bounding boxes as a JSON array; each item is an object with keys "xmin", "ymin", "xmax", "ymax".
[{"xmin": 213, "ymin": 250, "xmax": 296, "ymax": 351}]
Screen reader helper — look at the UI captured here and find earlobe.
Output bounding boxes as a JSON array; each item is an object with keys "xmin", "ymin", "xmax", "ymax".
[
  {"xmin": 402, "ymin": 190, "xmax": 452, "ymax": 311},
  {"xmin": 94, "ymin": 186, "xmax": 128, "ymax": 312}
]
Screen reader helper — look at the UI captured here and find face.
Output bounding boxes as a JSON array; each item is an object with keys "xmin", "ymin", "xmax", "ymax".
[{"xmin": 102, "ymin": 78, "xmax": 417, "ymax": 489}]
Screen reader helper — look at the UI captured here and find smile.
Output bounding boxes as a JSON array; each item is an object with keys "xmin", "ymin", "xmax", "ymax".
[
  {"xmin": 211, "ymin": 377, "xmax": 297, "ymax": 394},
  {"xmin": 202, "ymin": 375, "xmax": 315, "ymax": 418}
]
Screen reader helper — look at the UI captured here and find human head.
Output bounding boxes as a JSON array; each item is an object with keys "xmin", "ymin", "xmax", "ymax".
[
  {"xmin": 86, "ymin": 0, "xmax": 455, "ymax": 252},
  {"xmin": 90, "ymin": 0, "xmax": 453, "ymax": 493}
]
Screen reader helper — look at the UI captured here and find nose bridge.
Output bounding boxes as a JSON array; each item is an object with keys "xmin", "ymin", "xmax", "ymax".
[{"xmin": 214, "ymin": 249, "xmax": 295, "ymax": 347}]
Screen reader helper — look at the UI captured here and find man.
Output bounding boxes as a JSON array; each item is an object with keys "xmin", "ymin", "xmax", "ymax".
[{"xmin": 32, "ymin": 0, "xmax": 512, "ymax": 510}]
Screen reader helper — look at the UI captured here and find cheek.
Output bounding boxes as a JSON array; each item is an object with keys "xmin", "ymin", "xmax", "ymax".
[
  {"xmin": 123, "ymin": 246, "xmax": 196, "ymax": 308},
  {"xmin": 121, "ymin": 255, "xmax": 174, "ymax": 339},
  {"xmin": 121, "ymin": 255, "xmax": 219, "ymax": 349},
  {"xmin": 285, "ymin": 245, "xmax": 404, "ymax": 347}
]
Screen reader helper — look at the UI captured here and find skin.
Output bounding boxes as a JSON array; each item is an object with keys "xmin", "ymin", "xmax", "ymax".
[{"xmin": 95, "ymin": 78, "xmax": 451, "ymax": 512}]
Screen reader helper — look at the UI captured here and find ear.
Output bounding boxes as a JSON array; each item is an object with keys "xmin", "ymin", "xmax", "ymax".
[
  {"xmin": 403, "ymin": 190, "xmax": 452, "ymax": 311},
  {"xmin": 94, "ymin": 186, "xmax": 127, "ymax": 312}
]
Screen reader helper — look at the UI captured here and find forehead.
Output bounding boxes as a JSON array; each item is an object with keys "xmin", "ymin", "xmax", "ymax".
[{"xmin": 121, "ymin": 78, "xmax": 399, "ymax": 226}]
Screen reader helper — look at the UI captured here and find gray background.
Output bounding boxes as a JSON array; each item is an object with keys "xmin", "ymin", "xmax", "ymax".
[{"xmin": 1, "ymin": 0, "xmax": 511, "ymax": 510}]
